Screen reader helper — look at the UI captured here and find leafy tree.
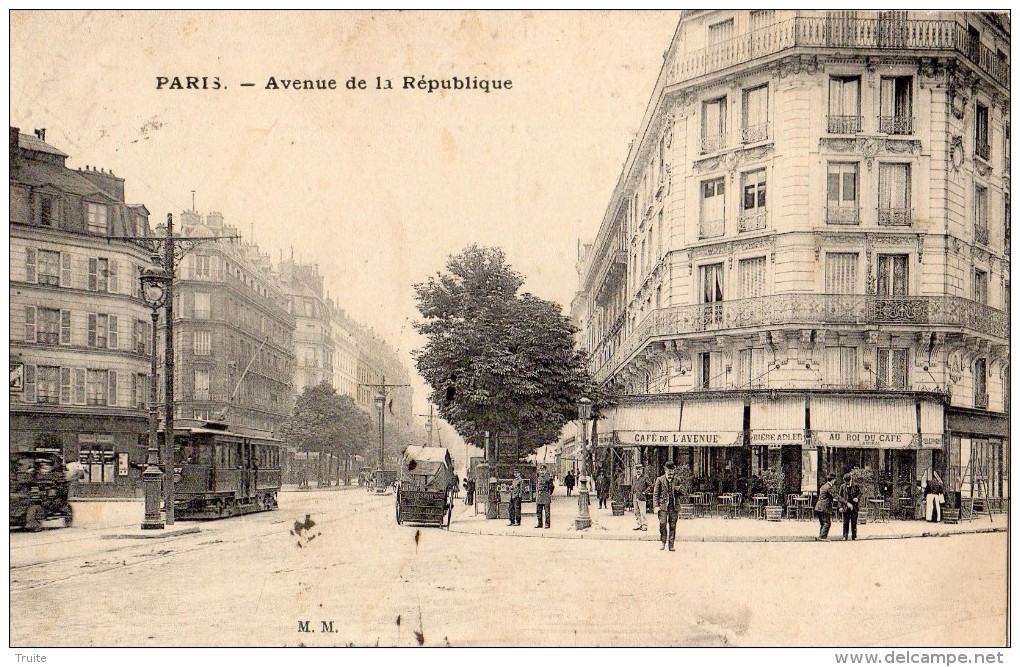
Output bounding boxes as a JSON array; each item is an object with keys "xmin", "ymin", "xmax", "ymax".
[
  {"xmin": 413, "ymin": 245, "xmax": 598, "ymax": 460},
  {"xmin": 281, "ymin": 381, "xmax": 373, "ymax": 484}
]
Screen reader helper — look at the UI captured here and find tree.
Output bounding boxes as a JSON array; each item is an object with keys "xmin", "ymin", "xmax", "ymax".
[
  {"xmin": 413, "ymin": 244, "xmax": 598, "ymax": 460},
  {"xmin": 281, "ymin": 381, "xmax": 373, "ymax": 485}
]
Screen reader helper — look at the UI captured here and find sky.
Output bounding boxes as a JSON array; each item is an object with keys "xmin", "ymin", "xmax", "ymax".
[{"xmin": 9, "ymin": 10, "xmax": 680, "ymax": 447}]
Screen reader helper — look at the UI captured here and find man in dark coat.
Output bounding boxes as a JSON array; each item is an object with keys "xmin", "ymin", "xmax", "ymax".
[
  {"xmin": 508, "ymin": 470, "xmax": 525, "ymax": 526},
  {"xmin": 564, "ymin": 470, "xmax": 575, "ymax": 497},
  {"xmin": 653, "ymin": 463, "xmax": 682, "ymax": 551},
  {"xmin": 838, "ymin": 473, "xmax": 863, "ymax": 540},
  {"xmin": 814, "ymin": 473, "xmax": 838, "ymax": 540},
  {"xmin": 534, "ymin": 465, "xmax": 554, "ymax": 528}
]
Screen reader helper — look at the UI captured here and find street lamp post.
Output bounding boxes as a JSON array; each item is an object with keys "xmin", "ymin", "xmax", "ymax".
[
  {"xmin": 139, "ymin": 255, "xmax": 168, "ymax": 529},
  {"xmin": 374, "ymin": 393, "xmax": 386, "ymax": 492},
  {"xmin": 575, "ymin": 397, "xmax": 593, "ymax": 530}
]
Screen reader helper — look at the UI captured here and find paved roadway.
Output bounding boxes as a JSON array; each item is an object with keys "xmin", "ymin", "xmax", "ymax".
[{"xmin": 9, "ymin": 489, "xmax": 1008, "ymax": 647}]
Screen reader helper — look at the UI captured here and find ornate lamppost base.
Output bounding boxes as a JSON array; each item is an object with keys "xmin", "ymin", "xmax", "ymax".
[
  {"xmin": 574, "ymin": 488, "xmax": 592, "ymax": 530},
  {"xmin": 140, "ymin": 466, "xmax": 164, "ymax": 530}
]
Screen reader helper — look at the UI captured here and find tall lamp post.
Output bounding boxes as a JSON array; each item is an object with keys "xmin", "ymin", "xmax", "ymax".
[
  {"xmin": 575, "ymin": 396, "xmax": 593, "ymax": 530},
  {"xmin": 374, "ymin": 393, "xmax": 386, "ymax": 493},
  {"xmin": 139, "ymin": 255, "xmax": 168, "ymax": 529}
]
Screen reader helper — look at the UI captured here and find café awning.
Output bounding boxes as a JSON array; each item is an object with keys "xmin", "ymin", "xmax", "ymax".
[
  {"xmin": 675, "ymin": 398, "xmax": 743, "ymax": 447},
  {"xmin": 919, "ymin": 400, "xmax": 945, "ymax": 449},
  {"xmin": 613, "ymin": 401, "xmax": 681, "ymax": 445},
  {"xmin": 750, "ymin": 396, "xmax": 806, "ymax": 447},
  {"xmin": 811, "ymin": 396, "xmax": 917, "ymax": 449}
]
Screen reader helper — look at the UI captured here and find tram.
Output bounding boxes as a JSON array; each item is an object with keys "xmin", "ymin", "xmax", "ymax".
[{"xmin": 163, "ymin": 419, "xmax": 283, "ymax": 519}]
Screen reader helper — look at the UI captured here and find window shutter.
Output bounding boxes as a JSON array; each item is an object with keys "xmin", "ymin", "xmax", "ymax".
[
  {"xmin": 25, "ymin": 248, "xmax": 37, "ymax": 283},
  {"xmin": 60, "ymin": 251, "xmax": 72, "ymax": 287},
  {"xmin": 108, "ymin": 370, "xmax": 118, "ymax": 407},
  {"xmin": 23, "ymin": 364, "xmax": 36, "ymax": 403},
  {"xmin": 73, "ymin": 368, "xmax": 87, "ymax": 405},
  {"xmin": 108, "ymin": 260, "xmax": 119, "ymax": 293},
  {"xmin": 877, "ymin": 350, "xmax": 889, "ymax": 388},
  {"xmin": 108, "ymin": 315, "xmax": 119, "ymax": 349},
  {"xmin": 130, "ymin": 372, "xmax": 137, "ymax": 408},
  {"xmin": 88, "ymin": 258, "xmax": 98, "ymax": 291},
  {"xmin": 88, "ymin": 314, "xmax": 97, "ymax": 347},
  {"xmin": 60, "ymin": 367, "xmax": 72, "ymax": 404},
  {"xmin": 893, "ymin": 349, "xmax": 907, "ymax": 388},
  {"xmin": 24, "ymin": 306, "xmax": 36, "ymax": 343},
  {"xmin": 60, "ymin": 310, "xmax": 72, "ymax": 344}
]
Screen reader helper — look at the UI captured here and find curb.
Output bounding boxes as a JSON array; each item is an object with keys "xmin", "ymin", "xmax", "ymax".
[{"xmin": 100, "ymin": 526, "xmax": 201, "ymax": 540}]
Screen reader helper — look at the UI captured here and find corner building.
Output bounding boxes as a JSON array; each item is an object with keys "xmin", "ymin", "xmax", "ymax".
[{"xmin": 578, "ymin": 12, "xmax": 1009, "ymax": 503}]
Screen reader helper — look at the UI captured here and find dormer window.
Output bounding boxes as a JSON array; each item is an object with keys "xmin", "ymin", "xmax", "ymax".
[{"xmin": 87, "ymin": 203, "xmax": 109, "ymax": 235}]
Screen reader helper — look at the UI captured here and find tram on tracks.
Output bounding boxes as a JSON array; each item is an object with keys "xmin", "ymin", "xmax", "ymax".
[{"xmin": 162, "ymin": 419, "xmax": 282, "ymax": 519}]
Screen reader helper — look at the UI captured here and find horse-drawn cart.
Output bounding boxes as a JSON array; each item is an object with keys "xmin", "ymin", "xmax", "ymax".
[{"xmin": 395, "ymin": 446, "xmax": 455, "ymax": 528}]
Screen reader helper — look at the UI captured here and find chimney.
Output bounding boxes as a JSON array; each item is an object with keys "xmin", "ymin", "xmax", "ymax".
[{"xmin": 33, "ymin": 128, "xmax": 45, "ymax": 141}]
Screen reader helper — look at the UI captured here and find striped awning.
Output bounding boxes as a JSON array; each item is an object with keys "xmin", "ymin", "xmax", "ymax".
[
  {"xmin": 811, "ymin": 396, "xmax": 918, "ymax": 449},
  {"xmin": 750, "ymin": 396, "xmax": 806, "ymax": 447}
]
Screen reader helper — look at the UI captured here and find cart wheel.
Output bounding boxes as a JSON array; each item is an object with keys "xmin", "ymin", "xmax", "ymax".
[
  {"xmin": 446, "ymin": 501, "xmax": 453, "ymax": 529},
  {"xmin": 395, "ymin": 497, "xmax": 403, "ymax": 525}
]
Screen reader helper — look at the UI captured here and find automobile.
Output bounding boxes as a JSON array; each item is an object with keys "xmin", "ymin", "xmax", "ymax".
[{"xmin": 10, "ymin": 450, "xmax": 74, "ymax": 531}]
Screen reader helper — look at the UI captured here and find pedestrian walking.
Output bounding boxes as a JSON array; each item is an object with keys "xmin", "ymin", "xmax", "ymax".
[
  {"xmin": 815, "ymin": 473, "xmax": 837, "ymax": 540},
  {"xmin": 452, "ymin": 473, "xmax": 460, "ymax": 499},
  {"xmin": 534, "ymin": 465, "xmax": 554, "ymax": 529},
  {"xmin": 653, "ymin": 462, "xmax": 681, "ymax": 551},
  {"xmin": 465, "ymin": 478, "xmax": 476, "ymax": 506},
  {"xmin": 925, "ymin": 472, "xmax": 945, "ymax": 522},
  {"xmin": 596, "ymin": 473, "xmax": 609, "ymax": 509},
  {"xmin": 508, "ymin": 470, "xmax": 525, "ymax": 526},
  {"xmin": 564, "ymin": 470, "xmax": 575, "ymax": 497},
  {"xmin": 631, "ymin": 464, "xmax": 649, "ymax": 531},
  {"xmin": 837, "ymin": 473, "xmax": 862, "ymax": 541}
]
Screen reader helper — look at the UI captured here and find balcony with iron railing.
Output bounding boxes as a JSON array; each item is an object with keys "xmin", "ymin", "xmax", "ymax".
[
  {"xmin": 738, "ymin": 210, "xmax": 768, "ymax": 232},
  {"xmin": 699, "ymin": 218, "xmax": 725, "ymax": 239},
  {"xmin": 975, "ymin": 224, "xmax": 989, "ymax": 246},
  {"xmin": 667, "ymin": 17, "xmax": 1009, "ymax": 91},
  {"xmin": 591, "ymin": 293, "xmax": 1008, "ymax": 381},
  {"xmin": 741, "ymin": 122, "xmax": 771, "ymax": 144},
  {"xmin": 974, "ymin": 392, "xmax": 989, "ymax": 410},
  {"xmin": 700, "ymin": 133, "xmax": 728, "ymax": 154},
  {"xmin": 976, "ymin": 141, "xmax": 991, "ymax": 162},
  {"xmin": 826, "ymin": 206, "xmax": 860, "ymax": 225},
  {"xmin": 878, "ymin": 115, "xmax": 914, "ymax": 135},
  {"xmin": 877, "ymin": 207, "xmax": 911, "ymax": 226},
  {"xmin": 827, "ymin": 115, "xmax": 862, "ymax": 135}
]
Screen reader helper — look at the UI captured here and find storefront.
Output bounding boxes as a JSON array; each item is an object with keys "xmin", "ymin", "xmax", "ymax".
[
  {"xmin": 945, "ymin": 407, "xmax": 1009, "ymax": 504},
  {"xmin": 750, "ymin": 396, "xmax": 807, "ymax": 494},
  {"xmin": 810, "ymin": 396, "xmax": 943, "ymax": 499}
]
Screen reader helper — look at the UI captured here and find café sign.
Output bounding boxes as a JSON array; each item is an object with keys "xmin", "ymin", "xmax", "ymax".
[
  {"xmin": 615, "ymin": 431, "xmax": 742, "ymax": 447},
  {"xmin": 814, "ymin": 431, "xmax": 915, "ymax": 447},
  {"xmin": 749, "ymin": 430, "xmax": 805, "ymax": 447}
]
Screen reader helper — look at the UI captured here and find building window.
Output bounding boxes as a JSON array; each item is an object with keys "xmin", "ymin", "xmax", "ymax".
[
  {"xmin": 39, "ymin": 194, "xmax": 59, "ymax": 228},
  {"xmin": 828, "ymin": 76, "xmax": 861, "ymax": 134},
  {"xmin": 825, "ymin": 253, "xmax": 858, "ymax": 294},
  {"xmin": 749, "ymin": 10, "xmax": 776, "ymax": 32},
  {"xmin": 79, "ymin": 436, "xmax": 115, "ymax": 483},
  {"xmin": 738, "ymin": 256, "xmax": 767, "ymax": 298},
  {"xmin": 133, "ymin": 373, "xmax": 148, "ymax": 409},
  {"xmin": 973, "ymin": 269, "xmax": 989, "ymax": 304},
  {"xmin": 876, "ymin": 348, "xmax": 908, "ymax": 389},
  {"xmin": 193, "ymin": 331, "xmax": 211, "ymax": 356},
  {"xmin": 975, "ymin": 186, "xmax": 989, "ymax": 245},
  {"xmin": 739, "ymin": 169, "xmax": 767, "ymax": 232},
  {"xmin": 701, "ymin": 97, "xmax": 727, "ymax": 154},
  {"xmin": 88, "ymin": 314, "xmax": 118, "ymax": 349},
  {"xmin": 88, "ymin": 257, "xmax": 118, "ymax": 293},
  {"xmin": 700, "ymin": 263, "xmax": 724, "ymax": 328},
  {"xmin": 975, "ymin": 104, "xmax": 990, "ymax": 161},
  {"xmin": 37, "ymin": 250, "xmax": 60, "ymax": 286},
  {"xmin": 700, "ymin": 178, "xmax": 726, "ymax": 238},
  {"xmin": 195, "ymin": 292, "xmax": 211, "ymax": 319},
  {"xmin": 36, "ymin": 366, "xmax": 60, "ymax": 404},
  {"xmin": 825, "ymin": 346, "xmax": 859, "ymax": 387},
  {"xmin": 86, "ymin": 370, "xmax": 109, "ymax": 406},
  {"xmin": 698, "ymin": 352, "xmax": 725, "ymax": 390},
  {"xmin": 741, "ymin": 85, "xmax": 769, "ymax": 144},
  {"xmin": 876, "ymin": 254, "xmax": 909, "ymax": 296},
  {"xmin": 707, "ymin": 18, "xmax": 733, "ymax": 45},
  {"xmin": 194, "ymin": 369, "xmax": 210, "ymax": 401},
  {"xmin": 36, "ymin": 308, "xmax": 60, "ymax": 344},
  {"xmin": 826, "ymin": 163, "xmax": 859, "ymax": 224},
  {"xmin": 877, "ymin": 163, "xmax": 911, "ymax": 225},
  {"xmin": 134, "ymin": 320, "xmax": 150, "ymax": 355},
  {"xmin": 737, "ymin": 348, "xmax": 768, "ymax": 388},
  {"xmin": 87, "ymin": 203, "xmax": 109, "ymax": 235},
  {"xmin": 193, "ymin": 255, "xmax": 211, "ymax": 279},
  {"xmin": 1003, "ymin": 123, "xmax": 1010, "ymax": 173},
  {"xmin": 974, "ymin": 358, "xmax": 988, "ymax": 408},
  {"xmin": 879, "ymin": 76, "xmax": 913, "ymax": 135}
]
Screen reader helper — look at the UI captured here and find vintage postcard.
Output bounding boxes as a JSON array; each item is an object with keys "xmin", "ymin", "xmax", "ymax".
[{"xmin": 7, "ymin": 9, "xmax": 1010, "ymax": 659}]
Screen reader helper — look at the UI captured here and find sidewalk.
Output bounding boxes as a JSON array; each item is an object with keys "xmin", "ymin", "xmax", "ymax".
[{"xmin": 448, "ymin": 490, "xmax": 1007, "ymax": 543}]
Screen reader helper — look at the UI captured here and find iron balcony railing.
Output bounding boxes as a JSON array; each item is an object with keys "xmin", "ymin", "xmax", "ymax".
[
  {"xmin": 667, "ymin": 17, "xmax": 1009, "ymax": 90},
  {"xmin": 738, "ymin": 210, "xmax": 768, "ymax": 232},
  {"xmin": 877, "ymin": 207, "xmax": 911, "ymax": 226},
  {"xmin": 741, "ymin": 122, "xmax": 771, "ymax": 144},
  {"xmin": 976, "ymin": 141, "xmax": 991, "ymax": 161},
  {"xmin": 699, "ymin": 218, "xmax": 725, "ymax": 239},
  {"xmin": 591, "ymin": 294, "xmax": 1008, "ymax": 381},
  {"xmin": 975, "ymin": 224, "xmax": 989, "ymax": 246},
  {"xmin": 974, "ymin": 393, "xmax": 989, "ymax": 410},
  {"xmin": 826, "ymin": 206, "xmax": 860, "ymax": 225},
  {"xmin": 878, "ymin": 115, "xmax": 914, "ymax": 135},
  {"xmin": 700, "ymin": 133, "xmax": 728, "ymax": 154},
  {"xmin": 827, "ymin": 115, "xmax": 862, "ymax": 135}
]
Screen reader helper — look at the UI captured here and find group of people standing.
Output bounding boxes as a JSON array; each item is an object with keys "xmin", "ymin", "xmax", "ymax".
[
  {"xmin": 506, "ymin": 466, "xmax": 555, "ymax": 528},
  {"xmin": 629, "ymin": 462, "xmax": 681, "ymax": 552},
  {"xmin": 814, "ymin": 473, "xmax": 863, "ymax": 541}
]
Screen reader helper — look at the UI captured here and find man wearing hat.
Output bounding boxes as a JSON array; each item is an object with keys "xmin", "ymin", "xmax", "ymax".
[
  {"xmin": 534, "ymin": 465, "xmax": 554, "ymax": 529},
  {"xmin": 814, "ymin": 473, "xmax": 838, "ymax": 540},
  {"xmin": 508, "ymin": 469, "xmax": 526, "ymax": 526},
  {"xmin": 838, "ymin": 472, "xmax": 863, "ymax": 541},
  {"xmin": 631, "ymin": 464, "xmax": 649, "ymax": 531},
  {"xmin": 653, "ymin": 462, "xmax": 682, "ymax": 551}
]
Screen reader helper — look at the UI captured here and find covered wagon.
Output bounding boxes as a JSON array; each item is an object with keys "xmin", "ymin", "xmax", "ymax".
[{"xmin": 395, "ymin": 446, "xmax": 456, "ymax": 528}]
